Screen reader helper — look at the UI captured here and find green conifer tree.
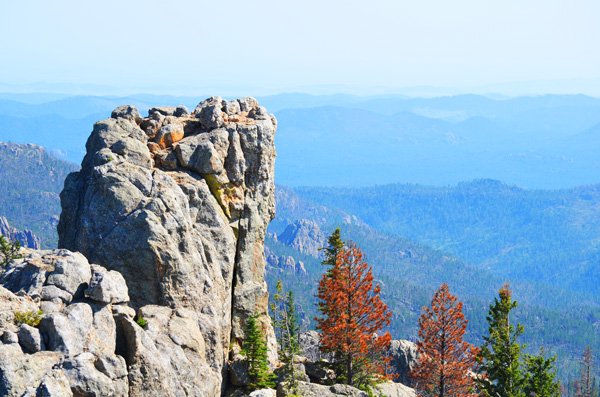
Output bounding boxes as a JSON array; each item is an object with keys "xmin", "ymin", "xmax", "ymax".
[
  {"xmin": 523, "ymin": 347, "xmax": 561, "ymax": 397},
  {"xmin": 270, "ymin": 281, "xmax": 302, "ymax": 394},
  {"xmin": 476, "ymin": 283, "xmax": 526, "ymax": 397},
  {"xmin": 242, "ymin": 314, "xmax": 276, "ymax": 391},
  {"xmin": 319, "ymin": 227, "xmax": 344, "ymax": 275},
  {"xmin": 0, "ymin": 235, "xmax": 21, "ymax": 267}
]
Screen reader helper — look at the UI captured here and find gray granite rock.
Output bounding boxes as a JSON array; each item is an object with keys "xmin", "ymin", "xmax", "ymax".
[
  {"xmin": 149, "ymin": 106, "xmax": 178, "ymax": 116},
  {"xmin": 85, "ymin": 264, "xmax": 129, "ymax": 304},
  {"xmin": 175, "ymin": 131, "xmax": 226, "ymax": 174},
  {"xmin": 387, "ymin": 339, "xmax": 418, "ymax": 386},
  {"xmin": 18, "ymin": 324, "xmax": 44, "ymax": 353},
  {"xmin": 94, "ymin": 353, "xmax": 128, "ymax": 380},
  {"xmin": 111, "ymin": 105, "xmax": 142, "ymax": 124},
  {"xmin": 0, "ymin": 285, "xmax": 40, "ymax": 330},
  {"xmin": 45, "ymin": 251, "xmax": 92, "ymax": 296},
  {"xmin": 250, "ymin": 388, "xmax": 276, "ymax": 397},
  {"xmin": 304, "ymin": 361, "xmax": 335, "ymax": 384},
  {"xmin": 33, "ymin": 369, "xmax": 74, "ymax": 397},
  {"xmin": 41, "ymin": 285, "xmax": 72, "ymax": 303},
  {"xmin": 0, "ymin": 344, "xmax": 61, "ymax": 397},
  {"xmin": 0, "ymin": 256, "xmax": 50, "ymax": 299},
  {"xmin": 373, "ymin": 381, "xmax": 416, "ymax": 397},
  {"xmin": 229, "ymin": 355, "xmax": 251, "ymax": 386},
  {"xmin": 299, "ymin": 330, "xmax": 321, "ymax": 362},
  {"xmin": 58, "ymin": 96, "xmax": 278, "ymax": 394},
  {"xmin": 274, "ymin": 362, "xmax": 309, "ymax": 384},
  {"xmin": 277, "ymin": 381, "xmax": 368, "ymax": 397},
  {"xmin": 38, "ymin": 312, "xmax": 81, "ymax": 355},
  {"xmin": 2, "ymin": 330, "xmax": 18, "ymax": 344},
  {"xmin": 194, "ymin": 96, "xmax": 226, "ymax": 129},
  {"xmin": 60, "ymin": 352, "xmax": 128, "ymax": 397},
  {"xmin": 87, "ymin": 302, "xmax": 117, "ymax": 356},
  {"xmin": 119, "ymin": 310, "xmax": 219, "ymax": 396}
]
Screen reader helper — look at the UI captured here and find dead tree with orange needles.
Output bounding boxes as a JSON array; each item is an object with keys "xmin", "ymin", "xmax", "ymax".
[
  {"xmin": 316, "ymin": 241, "xmax": 393, "ymax": 390},
  {"xmin": 409, "ymin": 283, "xmax": 479, "ymax": 397}
]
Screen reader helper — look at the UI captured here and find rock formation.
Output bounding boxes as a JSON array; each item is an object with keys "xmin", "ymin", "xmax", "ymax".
[
  {"xmin": 0, "ymin": 249, "xmax": 130, "ymax": 396},
  {"xmin": 387, "ymin": 339, "xmax": 419, "ymax": 387},
  {"xmin": 277, "ymin": 219, "xmax": 325, "ymax": 258},
  {"xmin": 56, "ymin": 97, "xmax": 277, "ymax": 395},
  {"xmin": 0, "ymin": 217, "xmax": 41, "ymax": 249},
  {"xmin": 264, "ymin": 246, "xmax": 307, "ymax": 275}
]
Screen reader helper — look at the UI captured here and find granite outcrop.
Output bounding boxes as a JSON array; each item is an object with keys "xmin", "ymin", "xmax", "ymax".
[{"xmin": 53, "ymin": 96, "xmax": 275, "ymax": 395}]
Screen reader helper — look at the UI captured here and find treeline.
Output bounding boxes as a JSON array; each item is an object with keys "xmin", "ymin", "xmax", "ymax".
[
  {"xmin": 266, "ymin": 230, "xmax": 600, "ymax": 396},
  {"xmin": 266, "ymin": 211, "xmax": 600, "ymax": 383}
]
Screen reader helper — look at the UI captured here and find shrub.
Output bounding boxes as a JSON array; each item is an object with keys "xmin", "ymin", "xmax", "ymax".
[
  {"xmin": 136, "ymin": 315, "xmax": 147, "ymax": 328},
  {"xmin": 14, "ymin": 310, "xmax": 43, "ymax": 327}
]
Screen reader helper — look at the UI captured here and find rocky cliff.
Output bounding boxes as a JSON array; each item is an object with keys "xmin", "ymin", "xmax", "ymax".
[
  {"xmin": 54, "ymin": 96, "xmax": 276, "ymax": 395},
  {"xmin": 0, "ymin": 217, "xmax": 41, "ymax": 249},
  {"xmin": 277, "ymin": 219, "xmax": 325, "ymax": 258}
]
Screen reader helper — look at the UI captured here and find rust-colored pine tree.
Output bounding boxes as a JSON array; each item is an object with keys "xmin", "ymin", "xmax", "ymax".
[
  {"xmin": 316, "ymin": 242, "xmax": 393, "ymax": 389},
  {"xmin": 409, "ymin": 283, "xmax": 479, "ymax": 397}
]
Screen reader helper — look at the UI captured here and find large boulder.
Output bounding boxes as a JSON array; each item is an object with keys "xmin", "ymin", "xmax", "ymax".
[
  {"xmin": 387, "ymin": 340, "xmax": 418, "ymax": 386},
  {"xmin": 299, "ymin": 330, "xmax": 321, "ymax": 362},
  {"xmin": 277, "ymin": 382, "xmax": 368, "ymax": 397},
  {"xmin": 58, "ymin": 97, "xmax": 278, "ymax": 395}
]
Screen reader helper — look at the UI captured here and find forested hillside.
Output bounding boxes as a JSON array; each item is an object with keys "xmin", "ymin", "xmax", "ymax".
[
  {"xmin": 0, "ymin": 142, "xmax": 79, "ymax": 248},
  {"xmin": 268, "ymin": 184, "xmax": 600, "ymax": 381},
  {"xmin": 295, "ymin": 180, "xmax": 600, "ymax": 294}
]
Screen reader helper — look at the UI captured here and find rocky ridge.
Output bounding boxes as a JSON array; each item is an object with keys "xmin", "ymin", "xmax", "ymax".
[
  {"xmin": 0, "ymin": 217, "xmax": 41, "ymax": 249},
  {"xmin": 277, "ymin": 219, "xmax": 325, "ymax": 258}
]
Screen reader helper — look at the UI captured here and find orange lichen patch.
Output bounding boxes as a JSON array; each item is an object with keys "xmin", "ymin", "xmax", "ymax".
[
  {"xmin": 157, "ymin": 129, "xmax": 185, "ymax": 149},
  {"xmin": 168, "ymin": 130, "xmax": 185, "ymax": 145},
  {"xmin": 225, "ymin": 112, "xmax": 255, "ymax": 125},
  {"xmin": 147, "ymin": 142, "xmax": 161, "ymax": 153}
]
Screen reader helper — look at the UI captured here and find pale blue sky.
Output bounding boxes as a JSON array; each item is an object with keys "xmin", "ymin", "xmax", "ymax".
[{"xmin": 2, "ymin": 0, "xmax": 599, "ymax": 95}]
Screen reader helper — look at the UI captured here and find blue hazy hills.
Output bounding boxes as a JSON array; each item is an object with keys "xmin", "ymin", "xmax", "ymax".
[{"xmin": 1, "ymin": 92, "xmax": 600, "ymax": 188}]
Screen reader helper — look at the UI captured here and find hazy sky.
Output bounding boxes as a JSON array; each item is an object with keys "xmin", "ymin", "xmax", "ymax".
[{"xmin": 2, "ymin": 0, "xmax": 600, "ymax": 95}]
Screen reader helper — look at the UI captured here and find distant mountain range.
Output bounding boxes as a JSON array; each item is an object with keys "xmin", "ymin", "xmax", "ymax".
[{"xmin": 1, "ymin": 92, "xmax": 599, "ymax": 188}]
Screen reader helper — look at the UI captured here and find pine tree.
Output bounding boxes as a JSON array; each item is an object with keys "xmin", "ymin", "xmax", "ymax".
[
  {"xmin": 0, "ymin": 234, "xmax": 21, "ymax": 267},
  {"xmin": 476, "ymin": 283, "xmax": 526, "ymax": 397},
  {"xmin": 242, "ymin": 314, "xmax": 276, "ymax": 391},
  {"xmin": 319, "ymin": 227, "xmax": 344, "ymax": 275},
  {"xmin": 317, "ymin": 228, "xmax": 346, "ymax": 379},
  {"xmin": 523, "ymin": 347, "xmax": 561, "ymax": 397},
  {"xmin": 270, "ymin": 281, "xmax": 301, "ymax": 394},
  {"xmin": 316, "ymin": 241, "xmax": 393, "ymax": 389},
  {"xmin": 577, "ymin": 346, "xmax": 598, "ymax": 397},
  {"xmin": 409, "ymin": 283, "xmax": 479, "ymax": 397}
]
